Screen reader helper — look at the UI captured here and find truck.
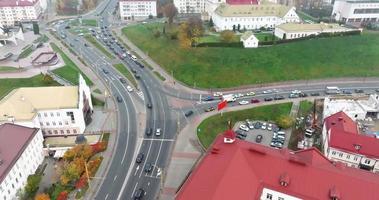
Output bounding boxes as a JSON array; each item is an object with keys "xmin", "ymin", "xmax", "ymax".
[
  {"xmin": 325, "ymin": 86, "xmax": 340, "ymax": 95},
  {"xmin": 222, "ymin": 94, "xmax": 236, "ymax": 102}
]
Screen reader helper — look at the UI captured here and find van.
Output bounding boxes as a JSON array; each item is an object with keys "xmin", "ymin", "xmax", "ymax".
[{"xmin": 131, "ymin": 55, "xmax": 137, "ymax": 61}]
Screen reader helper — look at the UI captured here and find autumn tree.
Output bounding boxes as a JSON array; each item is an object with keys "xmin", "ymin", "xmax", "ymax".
[
  {"xmin": 163, "ymin": 3, "xmax": 177, "ymax": 25},
  {"xmin": 57, "ymin": 191, "xmax": 68, "ymax": 200},
  {"xmin": 276, "ymin": 115, "xmax": 294, "ymax": 129},
  {"xmin": 220, "ymin": 30, "xmax": 236, "ymax": 43},
  {"xmin": 178, "ymin": 17, "xmax": 204, "ymax": 48},
  {"xmin": 35, "ymin": 193, "xmax": 50, "ymax": 200},
  {"xmin": 25, "ymin": 174, "xmax": 42, "ymax": 198}
]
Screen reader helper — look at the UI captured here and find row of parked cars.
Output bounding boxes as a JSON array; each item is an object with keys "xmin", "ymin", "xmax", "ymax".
[{"xmin": 270, "ymin": 131, "xmax": 286, "ymax": 149}]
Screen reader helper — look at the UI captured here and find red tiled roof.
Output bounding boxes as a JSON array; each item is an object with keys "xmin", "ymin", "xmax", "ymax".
[
  {"xmin": 325, "ymin": 111, "xmax": 379, "ymax": 158},
  {"xmin": 176, "ymin": 134, "xmax": 379, "ymax": 200},
  {"xmin": 0, "ymin": 0, "xmax": 38, "ymax": 7},
  {"xmin": 226, "ymin": 0, "xmax": 258, "ymax": 5},
  {"xmin": 0, "ymin": 123, "xmax": 39, "ymax": 183}
]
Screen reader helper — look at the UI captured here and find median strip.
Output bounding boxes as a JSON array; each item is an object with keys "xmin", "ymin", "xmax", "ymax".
[
  {"xmin": 113, "ymin": 63, "xmax": 138, "ymax": 88},
  {"xmin": 84, "ymin": 35, "xmax": 115, "ymax": 59}
]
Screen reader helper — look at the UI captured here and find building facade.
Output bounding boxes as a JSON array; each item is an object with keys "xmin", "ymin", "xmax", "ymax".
[
  {"xmin": 332, "ymin": 0, "xmax": 379, "ymax": 24},
  {"xmin": 119, "ymin": 0, "xmax": 157, "ymax": 20},
  {"xmin": 0, "ymin": 0, "xmax": 43, "ymax": 26},
  {"xmin": 0, "ymin": 75, "xmax": 93, "ymax": 137},
  {"xmin": 211, "ymin": 3, "xmax": 300, "ymax": 31},
  {"xmin": 240, "ymin": 31, "xmax": 259, "ymax": 48},
  {"xmin": 0, "ymin": 123, "xmax": 44, "ymax": 200},
  {"xmin": 175, "ymin": 0, "xmax": 206, "ymax": 14}
]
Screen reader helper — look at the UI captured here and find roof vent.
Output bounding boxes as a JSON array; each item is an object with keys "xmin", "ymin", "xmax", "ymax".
[
  {"xmin": 279, "ymin": 173, "xmax": 290, "ymax": 187},
  {"xmin": 329, "ymin": 186, "xmax": 341, "ymax": 200},
  {"xmin": 354, "ymin": 144, "xmax": 361, "ymax": 151}
]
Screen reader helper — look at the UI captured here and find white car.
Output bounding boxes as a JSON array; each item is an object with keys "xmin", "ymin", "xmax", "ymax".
[
  {"xmin": 156, "ymin": 128, "xmax": 161, "ymax": 136},
  {"xmin": 246, "ymin": 91, "xmax": 256, "ymax": 96},
  {"xmin": 239, "ymin": 100, "xmax": 249, "ymax": 105},
  {"xmin": 291, "ymin": 90, "xmax": 301, "ymax": 94},
  {"xmin": 126, "ymin": 86, "xmax": 133, "ymax": 92},
  {"xmin": 131, "ymin": 55, "xmax": 137, "ymax": 61},
  {"xmin": 267, "ymin": 124, "xmax": 272, "ymax": 131},
  {"xmin": 261, "ymin": 122, "xmax": 267, "ymax": 130},
  {"xmin": 213, "ymin": 92, "xmax": 223, "ymax": 97},
  {"xmin": 239, "ymin": 124, "xmax": 249, "ymax": 132},
  {"xmin": 263, "ymin": 90, "xmax": 273, "ymax": 94}
]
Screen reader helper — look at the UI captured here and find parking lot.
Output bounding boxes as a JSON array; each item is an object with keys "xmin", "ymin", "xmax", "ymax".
[{"xmin": 233, "ymin": 121, "xmax": 291, "ymax": 149}]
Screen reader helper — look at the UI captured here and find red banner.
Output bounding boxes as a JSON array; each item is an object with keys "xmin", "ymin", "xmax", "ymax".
[{"xmin": 217, "ymin": 100, "xmax": 227, "ymax": 111}]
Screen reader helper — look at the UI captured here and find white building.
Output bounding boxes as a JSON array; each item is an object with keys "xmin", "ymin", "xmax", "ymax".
[
  {"xmin": 211, "ymin": 3, "xmax": 300, "ymax": 31},
  {"xmin": 119, "ymin": 0, "xmax": 157, "ymax": 21},
  {"xmin": 240, "ymin": 31, "xmax": 259, "ymax": 48},
  {"xmin": 175, "ymin": 0, "xmax": 206, "ymax": 14},
  {"xmin": 0, "ymin": 75, "xmax": 93, "ymax": 137},
  {"xmin": 322, "ymin": 111, "xmax": 379, "ymax": 173},
  {"xmin": 0, "ymin": 123, "xmax": 44, "ymax": 200},
  {"xmin": 274, "ymin": 22, "xmax": 360, "ymax": 39},
  {"xmin": 332, "ymin": 0, "xmax": 379, "ymax": 24},
  {"xmin": 0, "ymin": 0, "xmax": 43, "ymax": 26}
]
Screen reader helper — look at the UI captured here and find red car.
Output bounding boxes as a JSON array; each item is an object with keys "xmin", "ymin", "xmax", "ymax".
[{"xmin": 251, "ymin": 99, "xmax": 260, "ymax": 103}]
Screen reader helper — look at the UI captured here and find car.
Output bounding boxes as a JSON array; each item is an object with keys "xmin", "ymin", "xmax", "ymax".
[
  {"xmin": 274, "ymin": 95, "xmax": 285, "ymax": 100},
  {"xmin": 246, "ymin": 91, "xmax": 256, "ymax": 96},
  {"xmin": 116, "ymin": 96, "xmax": 122, "ymax": 103},
  {"xmin": 299, "ymin": 93, "xmax": 308, "ymax": 97},
  {"xmin": 261, "ymin": 122, "xmax": 267, "ymax": 130},
  {"xmin": 255, "ymin": 135, "xmax": 263, "ymax": 143},
  {"xmin": 134, "ymin": 74, "xmax": 141, "ymax": 79},
  {"xmin": 127, "ymin": 50, "xmax": 131, "ymax": 55},
  {"xmin": 310, "ymin": 92, "xmax": 320, "ymax": 96},
  {"xmin": 262, "ymin": 90, "xmax": 273, "ymax": 94},
  {"xmin": 239, "ymin": 100, "xmax": 249, "ymax": 105},
  {"xmin": 135, "ymin": 61, "xmax": 145, "ymax": 68},
  {"xmin": 239, "ymin": 124, "xmax": 249, "ymax": 132},
  {"xmin": 136, "ymin": 153, "xmax": 144, "ymax": 163},
  {"xmin": 145, "ymin": 128, "xmax": 152, "ymax": 136},
  {"xmin": 251, "ymin": 99, "xmax": 260, "ymax": 103},
  {"xmin": 131, "ymin": 55, "xmax": 137, "ymax": 61},
  {"xmin": 289, "ymin": 93, "xmax": 299, "ymax": 98},
  {"xmin": 375, "ymin": 89, "xmax": 379, "ymax": 93},
  {"xmin": 342, "ymin": 90, "xmax": 352, "ymax": 94},
  {"xmin": 84, "ymin": 43, "xmax": 89, "ymax": 47},
  {"xmin": 264, "ymin": 97, "xmax": 273, "ymax": 101},
  {"xmin": 133, "ymin": 188, "xmax": 144, "ymax": 200},
  {"xmin": 246, "ymin": 121, "xmax": 254, "ymax": 129},
  {"xmin": 203, "ymin": 96, "xmax": 214, "ymax": 101},
  {"xmin": 267, "ymin": 124, "xmax": 273, "ymax": 131},
  {"xmin": 234, "ymin": 93, "xmax": 244, "ymax": 98},
  {"xmin": 147, "ymin": 103, "xmax": 152, "ymax": 109},
  {"xmin": 64, "ymin": 25, "xmax": 70, "ymax": 29},
  {"xmin": 78, "ymin": 33, "xmax": 84, "ymax": 36},
  {"xmin": 131, "ymin": 68, "xmax": 137, "ymax": 74},
  {"xmin": 237, "ymin": 131, "xmax": 247, "ymax": 137},
  {"xmin": 291, "ymin": 90, "xmax": 302, "ymax": 94},
  {"xmin": 185, "ymin": 110, "xmax": 194, "ymax": 117},
  {"xmin": 156, "ymin": 128, "xmax": 161, "ymax": 136},
  {"xmin": 236, "ymin": 134, "xmax": 246, "ymax": 140},
  {"xmin": 204, "ymin": 107, "xmax": 215, "ymax": 112},
  {"xmin": 126, "ymin": 85, "xmax": 133, "ymax": 92},
  {"xmin": 273, "ymin": 126, "xmax": 280, "ymax": 132},
  {"xmin": 120, "ymin": 78, "xmax": 127, "ymax": 83},
  {"xmin": 355, "ymin": 89, "xmax": 364, "ymax": 93},
  {"xmin": 254, "ymin": 122, "xmax": 261, "ymax": 129},
  {"xmin": 213, "ymin": 92, "xmax": 223, "ymax": 97},
  {"xmin": 144, "ymin": 163, "xmax": 153, "ymax": 173}
]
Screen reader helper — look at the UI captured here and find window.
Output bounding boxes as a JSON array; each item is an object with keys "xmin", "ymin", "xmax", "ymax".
[
  {"xmin": 339, "ymin": 153, "xmax": 343, "ymax": 157},
  {"xmin": 54, "ymin": 130, "xmax": 58, "ymax": 134},
  {"xmin": 67, "ymin": 130, "xmax": 70, "ymax": 134},
  {"xmin": 44, "ymin": 113, "xmax": 47, "ymax": 117},
  {"xmin": 46, "ymin": 122, "xmax": 50, "ymax": 126},
  {"xmin": 50, "ymin": 112, "xmax": 54, "ymax": 117},
  {"xmin": 73, "ymin": 129, "xmax": 77, "ymax": 134},
  {"xmin": 53, "ymin": 122, "xmax": 56, "ymax": 126},
  {"xmin": 60, "ymin": 130, "xmax": 64, "ymax": 134},
  {"xmin": 354, "ymin": 156, "xmax": 358, "ymax": 161},
  {"xmin": 266, "ymin": 193, "xmax": 273, "ymax": 200},
  {"xmin": 48, "ymin": 130, "xmax": 52, "ymax": 135},
  {"xmin": 59, "ymin": 121, "xmax": 62, "ymax": 125},
  {"xmin": 332, "ymin": 151, "xmax": 336, "ymax": 155},
  {"xmin": 347, "ymin": 155, "xmax": 350, "ymax": 159}
]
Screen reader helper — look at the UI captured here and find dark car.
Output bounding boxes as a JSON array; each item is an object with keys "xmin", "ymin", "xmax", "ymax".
[
  {"xmin": 64, "ymin": 25, "xmax": 70, "ymax": 29},
  {"xmin": 203, "ymin": 96, "xmax": 214, "ymax": 101},
  {"xmin": 119, "ymin": 78, "xmax": 127, "ymax": 83},
  {"xmin": 310, "ymin": 92, "xmax": 320, "ymax": 96},
  {"xmin": 102, "ymin": 69, "xmax": 109, "ymax": 74},
  {"xmin": 251, "ymin": 99, "xmax": 260, "ymax": 103},
  {"xmin": 144, "ymin": 163, "xmax": 153, "ymax": 173},
  {"xmin": 237, "ymin": 131, "xmax": 247, "ymax": 137},
  {"xmin": 133, "ymin": 188, "xmax": 144, "ymax": 200},
  {"xmin": 84, "ymin": 43, "xmax": 89, "ymax": 47},
  {"xmin": 116, "ymin": 96, "xmax": 122, "ymax": 103},
  {"xmin": 255, "ymin": 135, "xmax": 263, "ymax": 143},
  {"xmin": 342, "ymin": 90, "xmax": 352, "ymax": 94},
  {"xmin": 264, "ymin": 97, "xmax": 273, "ymax": 101},
  {"xmin": 299, "ymin": 93, "xmax": 308, "ymax": 97},
  {"xmin": 236, "ymin": 134, "xmax": 246, "ymax": 140},
  {"xmin": 135, "ymin": 61, "xmax": 144, "ymax": 68},
  {"xmin": 185, "ymin": 110, "xmax": 194, "ymax": 117},
  {"xmin": 254, "ymin": 122, "xmax": 261, "ymax": 129},
  {"xmin": 131, "ymin": 68, "xmax": 137, "ymax": 74},
  {"xmin": 355, "ymin": 89, "xmax": 364, "ymax": 93},
  {"xmin": 136, "ymin": 153, "xmax": 144, "ymax": 164},
  {"xmin": 204, "ymin": 106, "xmax": 215, "ymax": 112},
  {"xmin": 145, "ymin": 128, "xmax": 152, "ymax": 136},
  {"xmin": 147, "ymin": 103, "xmax": 152, "ymax": 109},
  {"xmin": 135, "ymin": 74, "xmax": 141, "ymax": 79},
  {"xmin": 274, "ymin": 95, "xmax": 285, "ymax": 100}
]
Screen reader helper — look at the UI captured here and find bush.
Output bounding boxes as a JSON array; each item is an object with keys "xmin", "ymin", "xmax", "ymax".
[
  {"xmin": 196, "ymin": 42, "xmax": 243, "ymax": 48},
  {"xmin": 170, "ymin": 31, "xmax": 178, "ymax": 40},
  {"xmin": 154, "ymin": 30, "xmax": 161, "ymax": 38},
  {"xmin": 276, "ymin": 115, "xmax": 294, "ymax": 129},
  {"xmin": 25, "ymin": 174, "xmax": 42, "ymax": 198}
]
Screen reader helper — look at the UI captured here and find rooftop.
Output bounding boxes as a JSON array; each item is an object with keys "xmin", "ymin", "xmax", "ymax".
[
  {"xmin": 0, "ymin": 123, "xmax": 39, "ymax": 183},
  {"xmin": 176, "ymin": 133, "xmax": 379, "ymax": 200},
  {"xmin": 214, "ymin": 3, "xmax": 292, "ymax": 17},
  {"xmin": 0, "ymin": 0, "xmax": 38, "ymax": 7},
  {"xmin": 277, "ymin": 23, "xmax": 352, "ymax": 33},
  {"xmin": 226, "ymin": 0, "xmax": 259, "ymax": 5},
  {"xmin": 0, "ymin": 86, "xmax": 79, "ymax": 122},
  {"xmin": 240, "ymin": 31, "xmax": 256, "ymax": 40},
  {"xmin": 325, "ymin": 111, "xmax": 379, "ymax": 158}
]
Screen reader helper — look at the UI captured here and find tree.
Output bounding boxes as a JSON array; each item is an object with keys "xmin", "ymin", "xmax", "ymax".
[
  {"xmin": 220, "ymin": 30, "xmax": 235, "ymax": 43},
  {"xmin": 177, "ymin": 17, "xmax": 204, "ymax": 48},
  {"xmin": 276, "ymin": 115, "xmax": 294, "ymax": 129},
  {"xmin": 35, "ymin": 193, "xmax": 50, "ymax": 200},
  {"xmin": 25, "ymin": 174, "xmax": 42, "ymax": 197},
  {"xmin": 178, "ymin": 22, "xmax": 191, "ymax": 48},
  {"xmin": 232, "ymin": 25, "xmax": 236, "ymax": 32},
  {"xmin": 163, "ymin": 3, "xmax": 177, "ymax": 25},
  {"xmin": 209, "ymin": 17, "xmax": 214, "ymax": 27},
  {"xmin": 237, "ymin": 24, "xmax": 241, "ymax": 31},
  {"xmin": 33, "ymin": 22, "xmax": 39, "ymax": 35},
  {"xmin": 57, "ymin": 191, "xmax": 68, "ymax": 200}
]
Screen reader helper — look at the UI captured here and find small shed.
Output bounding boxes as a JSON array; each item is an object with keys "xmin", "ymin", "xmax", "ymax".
[{"xmin": 240, "ymin": 31, "xmax": 259, "ymax": 48}]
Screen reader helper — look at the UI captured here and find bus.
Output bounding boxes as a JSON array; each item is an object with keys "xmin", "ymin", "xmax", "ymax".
[{"xmin": 325, "ymin": 86, "xmax": 340, "ymax": 94}]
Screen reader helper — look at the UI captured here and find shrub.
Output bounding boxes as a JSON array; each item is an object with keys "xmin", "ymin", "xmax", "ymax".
[{"xmin": 154, "ymin": 30, "xmax": 161, "ymax": 38}]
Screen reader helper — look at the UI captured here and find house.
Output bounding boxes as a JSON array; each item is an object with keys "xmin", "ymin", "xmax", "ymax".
[
  {"xmin": 332, "ymin": 0, "xmax": 379, "ymax": 25},
  {"xmin": 240, "ymin": 31, "xmax": 259, "ymax": 48},
  {"xmin": 0, "ymin": 0, "xmax": 43, "ymax": 26},
  {"xmin": 119, "ymin": 0, "xmax": 157, "ymax": 21},
  {"xmin": 176, "ymin": 130, "xmax": 379, "ymax": 199},
  {"xmin": 274, "ymin": 22, "xmax": 360, "ymax": 40},
  {"xmin": 0, "ymin": 123, "xmax": 44, "ymax": 200},
  {"xmin": 0, "ymin": 75, "xmax": 93, "ymax": 137},
  {"xmin": 322, "ymin": 111, "xmax": 379, "ymax": 173},
  {"xmin": 211, "ymin": 3, "xmax": 300, "ymax": 31}
]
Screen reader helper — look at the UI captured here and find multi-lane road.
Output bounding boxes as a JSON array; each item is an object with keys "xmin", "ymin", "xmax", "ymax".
[{"xmin": 50, "ymin": 1, "xmax": 379, "ymax": 199}]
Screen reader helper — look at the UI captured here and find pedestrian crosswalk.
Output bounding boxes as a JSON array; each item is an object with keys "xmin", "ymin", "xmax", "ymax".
[{"xmin": 136, "ymin": 91, "xmax": 144, "ymax": 100}]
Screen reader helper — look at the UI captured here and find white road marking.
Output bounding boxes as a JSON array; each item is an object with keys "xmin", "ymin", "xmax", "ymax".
[
  {"xmin": 113, "ymin": 175, "xmax": 117, "ymax": 182},
  {"xmin": 105, "ymin": 193, "xmax": 109, "ymax": 200},
  {"xmin": 148, "ymin": 182, "xmax": 150, "ymax": 186},
  {"xmin": 131, "ymin": 182, "xmax": 138, "ymax": 198},
  {"xmin": 142, "ymin": 138, "xmax": 174, "ymax": 142},
  {"xmin": 152, "ymin": 93, "xmax": 166, "ymax": 176}
]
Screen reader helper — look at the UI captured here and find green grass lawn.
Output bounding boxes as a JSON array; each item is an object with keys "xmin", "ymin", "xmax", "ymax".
[
  {"xmin": 153, "ymin": 71, "xmax": 166, "ymax": 81},
  {"xmin": 18, "ymin": 45, "xmax": 34, "ymax": 59},
  {"xmin": 84, "ymin": 35, "xmax": 115, "ymax": 59},
  {"xmin": 197, "ymin": 103, "xmax": 292, "ymax": 148},
  {"xmin": 0, "ymin": 66, "xmax": 19, "ymax": 72},
  {"xmin": 91, "ymin": 94, "xmax": 105, "ymax": 107},
  {"xmin": 0, "ymin": 74, "xmax": 60, "ymax": 99},
  {"xmin": 296, "ymin": 11, "xmax": 317, "ymax": 22},
  {"xmin": 50, "ymin": 43, "xmax": 93, "ymax": 85},
  {"xmin": 113, "ymin": 63, "xmax": 138, "ymax": 88},
  {"xmin": 82, "ymin": 19, "xmax": 97, "ymax": 26},
  {"xmin": 123, "ymin": 23, "xmax": 379, "ymax": 88},
  {"xmin": 199, "ymin": 35, "xmax": 220, "ymax": 43},
  {"xmin": 298, "ymin": 100, "xmax": 313, "ymax": 117},
  {"xmin": 254, "ymin": 33, "xmax": 278, "ymax": 42}
]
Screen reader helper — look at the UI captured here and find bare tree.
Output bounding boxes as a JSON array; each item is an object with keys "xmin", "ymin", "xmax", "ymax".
[{"xmin": 163, "ymin": 3, "xmax": 178, "ymax": 25}]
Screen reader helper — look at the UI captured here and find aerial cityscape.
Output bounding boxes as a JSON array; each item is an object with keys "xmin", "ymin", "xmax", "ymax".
[{"xmin": 0, "ymin": 0, "xmax": 379, "ymax": 199}]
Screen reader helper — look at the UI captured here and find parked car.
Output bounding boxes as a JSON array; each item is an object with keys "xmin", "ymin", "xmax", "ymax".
[
  {"xmin": 355, "ymin": 89, "xmax": 364, "ymax": 93},
  {"xmin": 310, "ymin": 92, "xmax": 320, "ymax": 96},
  {"xmin": 239, "ymin": 124, "xmax": 249, "ymax": 132},
  {"xmin": 267, "ymin": 124, "xmax": 273, "ymax": 131},
  {"xmin": 251, "ymin": 99, "xmax": 260, "ymax": 103},
  {"xmin": 136, "ymin": 153, "xmax": 144, "ymax": 163},
  {"xmin": 342, "ymin": 90, "xmax": 352, "ymax": 94},
  {"xmin": 156, "ymin": 128, "xmax": 161, "ymax": 136},
  {"xmin": 133, "ymin": 188, "xmax": 145, "ymax": 200},
  {"xmin": 246, "ymin": 91, "xmax": 256, "ymax": 96},
  {"xmin": 134, "ymin": 74, "xmax": 141, "ymax": 79},
  {"xmin": 237, "ymin": 131, "xmax": 247, "ymax": 137},
  {"xmin": 213, "ymin": 92, "xmax": 223, "ymax": 97},
  {"xmin": 144, "ymin": 163, "xmax": 153, "ymax": 173},
  {"xmin": 255, "ymin": 135, "xmax": 263, "ymax": 143},
  {"xmin": 289, "ymin": 93, "xmax": 299, "ymax": 98},
  {"xmin": 254, "ymin": 122, "xmax": 261, "ymax": 129},
  {"xmin": 185, "ymin": 110, "xmax": 194, "ymax": 117},
  {"xmin": 261, "ymin": 122, "xmax": 267, "ymax": 130},
  {"xmin": 236, "ymin": 134, "xmax": 246, "ymax": 140},
  {"xmin": 145, "ymin": 128, "xmax": 152, "ymax": 136},
  {"xmin": 239, "ymin": 100, "xmax": 249, "ymax": 105},
  {"xmin": 274, "ymin": 95, "xmax": 285, "ymax": 100},
  {"xmin": 246, "ymin": 121, "xmax": 254, "ymax": 129},
  {"xmin": 262, "ymin": 90, "xmax": 273, "ymax": 94},
  {"xmin": 204, "ymin": 107, "xmax": 215, "ymax": 112},
  {"xmin": 264, "ymin": 97, "xmax": 273, "ymax": 101},
  {"xmin": 299, "ymin": 93, "xmax": 308, "ymax": 97}
]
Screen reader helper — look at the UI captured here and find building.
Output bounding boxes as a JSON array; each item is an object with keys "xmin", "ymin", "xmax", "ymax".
[
  {"xmin": 177, "ymin": 131, "xmax": 379, "ymax": 199},
  {"xmin": 274, "ymin": 22, "xmax": 360, "ymax": 39},
  {"xmin": 119, "ymin": 0, "xmax": 157, "ymax": 21},
  {"xmin": 211, "ymin": 3, "xmax": 300, "ymax": 31},
  {"xmin": 332, "ymin": 0, "xmax": 379, "ymax": 25},
  {"xmin": 0, "ymin": 75, "xmax": 93, "ymax": 137},
  {"xmin": 240, "ymin": 31, "xmax": 259, "ymax": 48},
  {"xmin": 174, "ymin": 0, "xmax": 206, "ymax": 14},
  {"xmin": 0, "ymin": 0, "xmax": 43, "ymax": 26},
  {"xmin": 0, "ymin": 123, "xmax": 44, "ymax": 200},
  {"xmin": 322, "ymin": 111, "xmax": 379, "ymax": 173}
]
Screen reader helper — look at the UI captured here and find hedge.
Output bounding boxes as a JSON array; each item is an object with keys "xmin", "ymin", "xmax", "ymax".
[{"xmin": 194, "ymin": 42, "xmax": 244, "ymax": 48}]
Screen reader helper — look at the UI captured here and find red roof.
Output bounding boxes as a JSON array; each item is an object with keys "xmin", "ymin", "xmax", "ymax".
[
  {"xmin": 0, "ymin": 123, "xmax": 39, "ymax": 183},
  {"xmin": 226, "ymin": 0, "xmax": 258, "ymax": 5},
  {"xmin": 0, "ymin": 0, "xmax": 38, "ymax": 7},
  {"xmin": 176, "ymin": 134, "xmax": 379, "ymax": 200},
  {"xmin": 325, "ymin": 111, "xmax": 379, "ymax": 158}
]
